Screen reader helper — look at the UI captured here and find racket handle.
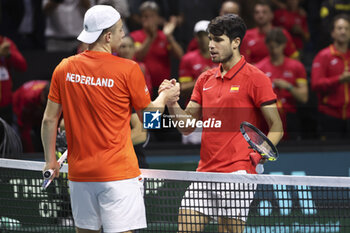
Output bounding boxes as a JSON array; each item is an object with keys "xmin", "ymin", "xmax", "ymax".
[
  {"xmin": 43, "ymin": 169, "xmax": 54, "ymax": 179},
  {"xmin": 249, "ymin": 152, "xmax": 263, "ymax": 167}
]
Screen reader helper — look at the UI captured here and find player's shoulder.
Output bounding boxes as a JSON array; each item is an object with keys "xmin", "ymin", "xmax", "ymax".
[
  {"xmin": 196, "ymin": 66, "xmax": 219, "ymax": 82},
  {"xmin": 244, "ymin": 62, "xmax": 271, "ymax": 85}
]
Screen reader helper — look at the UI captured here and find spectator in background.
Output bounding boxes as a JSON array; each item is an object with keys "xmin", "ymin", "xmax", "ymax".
[
  {"xmin": 178, "ymin": 20, "xmax": 216, "ymax": 145},
  {"xmin": 187, "ymin": 0, "xmax": 241, "ymax": 53},
  {"xmin": 130, "ymin": 1, "xmax": 183, "ymax": 98},
  {"xmin": 311, "ymin": 14, "xmax": 350, "ymax": 140},
  {"xmin": 219, "ymin": 0, "xmax": 241, "ymax": 16},
  {"xmin": 273, "ymin": 0, "xmax": 309, "ymax": 52},
  {"xmin": 0, "ymin": 35, "xmax": 27, "ymax": 126},
  {"xmin": 42, "ymin": 0, "xmax": 91, "ymax": 52},
  {"xmin": 117, "ymin": 35, "xmax": 152, "ymax": 95},
  {"xmin": 117, "ymin": 35, "xmax": 151, "ymax": 168},
  {"xmin": 319, "ymin": 0, "xmax": 350, "ymax": 50},
  {"xmin": 13, "ymin": 80, "xmax": 50, "ymax": 152},
  {"xmin": 256, "ymin": 28, "xmax": 308, "ymax": 140},
  {"xmin": 240, "ymin": 0, "xmax": 298, "ymax": 64},
  {"xmin": 179, "ymin": 21, "xmax": 216, "ymax": 104}
]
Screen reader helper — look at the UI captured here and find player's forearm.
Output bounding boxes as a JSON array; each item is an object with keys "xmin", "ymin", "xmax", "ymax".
[
  {"xmin": 266, "ymin": 122, "xmax": 284, "ymax": 146},
  {"xmin": 41, "ymin": 116, "xmax": 59, "ymax": 164},
  {"xmin": 131, "ymin": 129, "xmax": 147, "ymax": 145},
  {"xmin": 167, "ymin": 102, "xmax": 197, "ymax": 135},
  {"xmin": 146, "ymin": 91, "xmax": 167, "ymax": 113},
  {"xmin": 261, "ymin": 103, "xmax": 284, "ymax": 145}
]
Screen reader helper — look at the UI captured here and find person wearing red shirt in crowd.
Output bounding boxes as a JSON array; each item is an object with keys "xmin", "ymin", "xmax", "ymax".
[
  {"xmin": 179, "ymin": 20, "xmax": 216, "ymax": 104},
  {"xmin": 179, "ymin": 20, "xmax": 217, "ymax": 145},
  {"xmin": 130, "ymin": 1, "xmax": 183, "ymax": 98},
  {"xmin": 161, "ymin": 14, "xmax": 283, "ymax": 232},
  {"xmin": 13, "ymin": 80, "xmax": 50, "ymax": 152},
  {"xmin": 256, "ymin": 28, "xmax": 308, "ymax": 139},
  {"xmin": 117, "ymin": 35, "xmax": 152, "ymax": 168},
  {"xmin": 0, "ymin": 36, "xmax": 27, "ymax": 125},
  {"xmin": 273, "ymin": 0, "xmax": 309, "ymax": 51},
  {"xmin": 117, "ymin": 35, "xmax": 152, "ymax": 96},
  {"xmin": 240, "ymin": 0, "xmax": 298, "ymax": 64},
  {"xmin": 311, "ymin": 14, "xmax": 350, "ymax": 139}
]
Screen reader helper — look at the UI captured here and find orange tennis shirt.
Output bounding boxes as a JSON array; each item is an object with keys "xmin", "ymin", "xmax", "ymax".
[{"xmin": 48, "ymin": 50, "xmax": 151, "ymax": 182}]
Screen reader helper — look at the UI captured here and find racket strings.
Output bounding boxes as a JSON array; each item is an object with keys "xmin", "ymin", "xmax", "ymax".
[{"xmin": 244, "ymin": 126, "xmax": 274, "ymax": 156}]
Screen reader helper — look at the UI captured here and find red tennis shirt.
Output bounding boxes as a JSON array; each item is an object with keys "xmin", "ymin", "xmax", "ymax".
[{"xmin": 191, "ymin": 56, "xmax": 276, "ymax": 174}]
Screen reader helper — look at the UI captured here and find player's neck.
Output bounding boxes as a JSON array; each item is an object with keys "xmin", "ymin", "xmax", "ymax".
[
  {"xmin": 270, "ymin": 54, "xmax": 284, "ymax": 66},
  {"xmin": 221, "ymin": 53, "xmax": 242, "ymax": 76},
  {"xmin": 333, "ymin": 41, "xmax": 349, "ymax": 54},
  {"xmin": 88, "ymin": 43, "xmax": 112, "ymax": 54}
]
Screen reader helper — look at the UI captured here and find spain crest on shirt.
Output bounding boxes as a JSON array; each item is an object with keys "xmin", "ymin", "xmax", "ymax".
[{"xmin": 230, "ymin": 85, "xmax": 240, "ymax": 93}]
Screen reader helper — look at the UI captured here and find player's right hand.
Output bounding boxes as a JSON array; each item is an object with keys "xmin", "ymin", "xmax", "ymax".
[{"xmin": 43, "ymin": 160, "xmax": 60, "ymax": 179}]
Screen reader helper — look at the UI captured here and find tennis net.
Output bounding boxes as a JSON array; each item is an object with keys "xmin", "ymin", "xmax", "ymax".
[{"xmin": 0, "ymin": 158, "xmax": 349, "ymax": 233}]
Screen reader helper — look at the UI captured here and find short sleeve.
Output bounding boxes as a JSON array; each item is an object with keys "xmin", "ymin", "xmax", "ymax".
[
  {"xmin": 48, "ymin": 59, "xmax": 66, "ymax": 104},
  {"xmin": 190, "ymin": 72, "xmax": 206, "ymax": 105},
  {"xmin": 128, "ymin": 63, "xmax": 151, "ymax": 110},
  {"xmin": 250, "ymin": 72, "xmax": 276, "ymax": 107}
]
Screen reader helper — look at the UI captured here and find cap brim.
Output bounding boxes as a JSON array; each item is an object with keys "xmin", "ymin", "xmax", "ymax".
[{"xmin": 77, "ymin": 29, "xmax": 103, "ymax": 44}]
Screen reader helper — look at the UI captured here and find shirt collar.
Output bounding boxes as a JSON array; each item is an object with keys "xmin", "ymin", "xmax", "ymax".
[{"xmin": 215, "ymin": 56, "xmax": 247, "ymax": 80}]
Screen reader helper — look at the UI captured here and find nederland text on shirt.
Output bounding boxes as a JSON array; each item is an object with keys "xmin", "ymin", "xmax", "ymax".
[{"xmin": 66, "ymin": 73, "xmax": 114, "ymax": 87}]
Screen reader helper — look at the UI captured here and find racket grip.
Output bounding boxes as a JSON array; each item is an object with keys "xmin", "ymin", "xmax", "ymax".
[
  {"xmin": 43, "ymin": 169, "xmax": 54, "ymax": 179},
  {"xmin": 249, "ymin": 152, "xmax": 263, "ymax": 167}
]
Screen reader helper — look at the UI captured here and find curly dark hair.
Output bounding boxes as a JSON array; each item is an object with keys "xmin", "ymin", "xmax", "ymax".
[{"xmin": 207, "ymin": 14, "xmax": 247, "ymax": 42}]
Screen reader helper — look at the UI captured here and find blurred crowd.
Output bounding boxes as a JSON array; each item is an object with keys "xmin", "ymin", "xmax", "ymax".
[{"xmin": 0, "ymin": 0, "xmax": 349, "ymax": 154}]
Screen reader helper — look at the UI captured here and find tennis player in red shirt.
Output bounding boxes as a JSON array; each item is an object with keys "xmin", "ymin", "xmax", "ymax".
[
  {"xmin": 240, "ymin": 0, "xmax": 298, "ymax": 64},
  {"xmin": 311, "ymin": 14, "xmax": 350, "ymax": 139},
  {"xmin": 161, "ymin": 14, "xmax": 283, "ymax": 233},
  {"xmin": 256, "ymin": 28, "xmax": 308, "ymax": 139}
]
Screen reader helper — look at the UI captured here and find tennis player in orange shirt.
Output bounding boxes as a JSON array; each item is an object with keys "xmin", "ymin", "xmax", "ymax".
[{"xmin": 41, "ymin": 5, "xmax": 179, "ymax": 233}]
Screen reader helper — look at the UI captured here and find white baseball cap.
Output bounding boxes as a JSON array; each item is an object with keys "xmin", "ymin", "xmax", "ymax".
[
  {"xmin": 194, "ymin": 20, "xmax": 210, "ymax": 34},
  {"xmin": 77, "ymin": 5, "xmax": 121, "ymax": 44}
]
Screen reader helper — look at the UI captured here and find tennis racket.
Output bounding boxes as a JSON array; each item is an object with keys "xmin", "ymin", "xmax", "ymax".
[
  {"xmin": 42, "ymin": 150, "xmax": 67, "ymax": 190},
  {"xmin": 240, "ymin": 121, "xmax": 279, "ymax": 162}
]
